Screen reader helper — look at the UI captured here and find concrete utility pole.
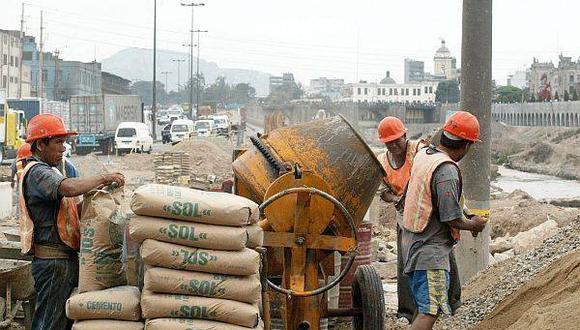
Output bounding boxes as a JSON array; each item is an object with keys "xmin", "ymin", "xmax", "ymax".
[
  {"xmin": 38, "ymin": 10, "xmax": 44, "ymax": 103},
  {"xmin": 456, "ymin": 0, "xmax": 493, "ymax": 283},
  {"xmin": 152, "ymin": 0, "xmax": 157, "ymax": 140},
  {"xmin": 181, "ymin": 2, "xmax": 204, "ymax": 118},
  {"xmin": 194, "ymin": 29, "xmax": 208, "ymax": 112},
  {"xmin": 18, "ymin": 2, "xmax": 24, "ymax": 99},
  {"xmin": 161, "ymin": 71, "xmax": 171, "ymax": 104},
  {"xmin": 172, "ymin": 59, "xmax": 185, "ymax": 91}
]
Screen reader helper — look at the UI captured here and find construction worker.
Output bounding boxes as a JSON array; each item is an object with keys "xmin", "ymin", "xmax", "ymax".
[
  {"xmin": 20, "ymin": 114, "xmax": 125, "ymax": 330},
  {"xmin": 400, "ymin": 111, "xmax": 487, "ymax": 330},
  {"xmin": 10, "ymin": 143, "xmax": 32, "ymax": 220},
  {"xmin": 376, "ymin": 116, "xmax": 427, "ymax": 321}
]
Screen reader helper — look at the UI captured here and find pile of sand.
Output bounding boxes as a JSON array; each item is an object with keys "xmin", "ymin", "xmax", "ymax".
[
  {"xmin": 74, "ymin": 154, "xmax": 107, "ymax": 176},
  {"xmin": 474, "ymin": 249, "xmax": 580, "ymax": 330},
  {"xmin": 490, "ymin": 189, "xmax": 579, "ymax": 238},
  {"xmin": 117, "ymin": 153, "xmax": 155, "ymax": 171},
  {"xmin": 171, "ymin": 138, "xmax": 232, "ymax": 178}
]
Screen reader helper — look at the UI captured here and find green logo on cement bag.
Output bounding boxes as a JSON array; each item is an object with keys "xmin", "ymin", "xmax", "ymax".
[
  {"xmin": 162, "ymin": 202, "xmax": 212, "ymax": 218},
  {"xmin": 160, "ymin": 224, "xmax": 208, "ymax": 241},
  {"xmin": 178, "ymin": 305, "xmax": 217, "ymax": 319},
  {"xmin": 181, "ymin": 279, "xmax": 226, "ymax": 297},
  {"xmin": 172, "ymin": 249, "xmax": 217, "ymax": 266}
]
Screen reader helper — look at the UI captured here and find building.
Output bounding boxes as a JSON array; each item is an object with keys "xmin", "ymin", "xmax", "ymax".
[
  {"xmin": 22, "ymin": 35, "xmax": 101, "ymax": 101},
  {"xmin": 433, "ymin": 39, "xmax": 458, "ymax": 80},
  {"xmin": 102, "ymin": 71, "xmax": 131, "ymax": 95},
  {"xmin": 350, "ymin": 81, "xmax": 439, "ymax": 103},
  {"xmin": 507, "ymin": 70, "xmax": 529, "ymax": 89},
  {"xmin": 0, "ymin": 29, "xmax": 31, "ymax": 98},
  {"xmin": 308, "ymin": 77, "xmax": 344, "ymax": 100},
  {"xmin": 404, "ymin": 59, "xmax": 425, "ymax": 83},
  {"xmin": 529, "ymin": 55, "xmax": 580, "ymax": 99},
  {"xmin": 380, "ymin": 71, "xmax": 396, "ymax": 84}
]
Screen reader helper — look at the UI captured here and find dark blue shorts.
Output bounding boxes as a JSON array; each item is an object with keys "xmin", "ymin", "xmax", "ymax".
[{"xmin": 407, "ymin": 269, "xmax": 451, "ymax": 316}]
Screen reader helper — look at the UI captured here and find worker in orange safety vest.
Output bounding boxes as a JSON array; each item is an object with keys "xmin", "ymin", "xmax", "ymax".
[
  {"xmin": 20, "ymin": 113, "xmax": 125, "ymax": 330},
  {"xmin": 400, "ymin": 111, "xmax": 487, "ymax": 330}
]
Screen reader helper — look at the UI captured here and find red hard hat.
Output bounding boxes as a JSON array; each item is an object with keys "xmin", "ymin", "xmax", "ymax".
[
  {"xmin": 377, "ymin": 117, "xmax": 407, "ymax": 143},
  {"xmin": 16, "ymin": 143, "xmax": 32, "ymax": 160},
  {"xmin": 26, "ymin": 114, "xmax": 77, "ymax": 143},
  {"xmin": 443, "ymin": 111, "xmax": 481, "ymax": 142}
]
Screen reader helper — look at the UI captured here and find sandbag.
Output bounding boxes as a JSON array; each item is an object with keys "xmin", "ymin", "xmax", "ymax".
[
  {"xmin": 140, "ymin": 239, "xmax": 260, "ymax": 276},
  {"xmin": 246, "ymin": 224, "xmax": 263, "ymax": 248},
  {"xmin": 141, "ymin": 291, "xmax": 260, "ymax": 328},
  {"xmin": 130, "ymin": 184, "xmax": 259, "ymax": 226},
  {"xmin": 79, "ymin": 187, "xmax": 129, "ymax": 292},
  {"xmin": 145, "ymin": 318, "xmax": 264, "ymax": 330},
  {"xmin": 72, "ymin": 320, "xmax": 144, "ymax": 330},
  {"xmin": 129, "ymin": 215, "xmax": 247, "ymax": 251},
  {"xmin": 144, "ymin": 267, "xmax": 261, "ymax": 304},
  {"xmin": 66, "ymin": 286, "xmax": 141, "ymax": 321}
]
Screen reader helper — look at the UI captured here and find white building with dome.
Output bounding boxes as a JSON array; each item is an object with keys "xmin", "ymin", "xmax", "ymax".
[{"xmin": 433, "ymin": 39, "xmax": 459, "ymax": 80}]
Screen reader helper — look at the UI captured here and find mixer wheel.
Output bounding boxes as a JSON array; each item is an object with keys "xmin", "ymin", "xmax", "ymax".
[{"xmin": 352, "ymin": 265, "xmax": 385, "ymax": 330}]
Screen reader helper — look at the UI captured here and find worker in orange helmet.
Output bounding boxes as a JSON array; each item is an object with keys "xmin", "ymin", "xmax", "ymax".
[
  {"xmin": 20, "ymin": 114, "xmax": 125, "ymax": 330},
  {"xmin": 376, "ymin": 116, "xmax": 427, "ymax": 322},
  {"xmin": 400, "ymin": 111, "xmax": 487, "ymax": 330}
]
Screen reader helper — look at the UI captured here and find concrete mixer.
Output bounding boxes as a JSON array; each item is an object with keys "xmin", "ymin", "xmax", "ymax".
[{"xmin": 233, "ymin": 115, "xmax": 386, "ymax": 330}]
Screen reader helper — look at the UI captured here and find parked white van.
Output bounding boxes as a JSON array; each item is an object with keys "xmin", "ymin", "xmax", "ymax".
[
  {"xmin": 170, "ymin": 119, "xmax": 195, "ymax": 142},
  {"xmin": 211, "ymin": 114, "xmax": 230, "ymax": 134},
  {"xmin": 115, "ymin": 122, "xmax": 153, "ymax": 154},
  {"xmin": 194, "ymin": 119, "xmax": 215, "ymax": 137}
]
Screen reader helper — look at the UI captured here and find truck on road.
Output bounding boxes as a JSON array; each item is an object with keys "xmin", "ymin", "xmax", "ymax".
[{"xmin": 69, "ymin": 95, "xmax": 143, "ymax": 155}]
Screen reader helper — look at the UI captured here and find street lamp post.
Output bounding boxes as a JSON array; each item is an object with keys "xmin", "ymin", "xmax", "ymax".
[
  {"xmin": 161, "ymin": 71, "xmax": 172, "ymax": 105},
  {"xmin": 152, "ymin": 0, "xmax": 157, "ymax": 140},
  {"xmin": 180, "ymin": 2, "xmax": 204, "ymax": 118},
  {"xmin": 193, "ymin": 29, "xmax": 208, "ymax": 112},
  {"xmin": 172, "ymin": 59, "xmax": 186, "ymax": 91}
]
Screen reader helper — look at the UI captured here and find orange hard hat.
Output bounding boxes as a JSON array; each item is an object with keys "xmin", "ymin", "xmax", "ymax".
[
  {"xmin": 16, "ymin": 143, "xmax": 32, "ymax": 160},
  {"xmin": 377, "ymin": 116, "xmax": 407, "ymax": 143},
  {"xmin": 26, "ymin": 114, "xmax": 77, "ymax": 143},
  {"xmin": 443, "ymin": 111, "xmax": 481, "ymax": 142}
]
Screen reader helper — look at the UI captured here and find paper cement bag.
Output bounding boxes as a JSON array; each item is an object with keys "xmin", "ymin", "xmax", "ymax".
[
  {"xmin": 130, "ymin": 184, "xmax": 259, "ymax": 226},
  {"xmin": 129, "ymin": 215, "xmax": 247, "ymax": 251},
  {"xmin": 144, "ymin": 318, "xmax": 264, "ymax": 330},
  {"xmin": 246, "ymin": 224, "xmax": 263, "ymax": 248},
  {"xmin": 72, "ymin": 320, "xmax": 144, "ymax": 330},
  {"xmin": 144, "ymin": 267, "xmax": 261, "ymax": 304},
  {"xmin": 79, "ymin": 187, "xmax": 130, "ymax": 293},
  {"xmin": 141, "ymin": 291, "xmax": 260, "ymax": 328},
  {"xmin": 66, "ymin": 286, "xmax": 141, "ymax": 321},
  {"xmin": 140, "ymin": 239, "xmax": 260, "ymax": 276}
]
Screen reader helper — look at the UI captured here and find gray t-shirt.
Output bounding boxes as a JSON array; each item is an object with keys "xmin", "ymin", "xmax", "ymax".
[{"xmin": 401, "ymin": 161, "xmax": 463, "ymax": 273}]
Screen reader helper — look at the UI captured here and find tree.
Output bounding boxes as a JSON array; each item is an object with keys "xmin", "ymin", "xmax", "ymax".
[
  {"xmin": 564, "ymin": 90, "xmax": 570, "ymax": 101},
  {"xmin": 130, "ymin": 81, "xmax": 166, "ymax": 106},
  {"xmin": 435, "ymin": 80, "xmax": 460, "ymax": 103},
  {"xmin": 495, "ymin": 86, "xmax": 523, "ymax": 103},
  {"xmin": 573, "ymin": 89, "xmax": 579, "ymax": 101}
]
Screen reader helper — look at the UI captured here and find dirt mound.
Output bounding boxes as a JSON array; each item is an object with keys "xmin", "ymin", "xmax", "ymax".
[
  {"xmin": 490, "ymin": 189, "xmax": 578, "ymax": 238},
  {"xmin": 474, "ymin": 249, "xmax": 580, "ymax": 330},
  {"xmin": 171, "ymin": 138, "xmax": 232, "ymax": 178},
  {"xmin": 117, "ymin": 153, "xmax": 155, "ymax": 171},
  {"xmin": 74, "ymin": 154, "xmax": 107, "ymax": 176}
]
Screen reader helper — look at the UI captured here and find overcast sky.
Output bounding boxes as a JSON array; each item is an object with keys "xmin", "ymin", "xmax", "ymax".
[{"xmin": 1, "ymin": 0, "xmax": 578, "ymax": 86}]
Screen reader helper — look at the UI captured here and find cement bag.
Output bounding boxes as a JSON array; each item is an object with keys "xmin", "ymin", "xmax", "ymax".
[
  {"xmin": 130, "ymin": 184, "xmax": 259, "ymax": 226},
  {"xmin": 246, "ymin": 224, "xmax": 263, "ymax": 248},
  {"xmin": 145, "ymin": 318, "xmax": 264, "ymax": 330},
  {"xmin": 140, "ymin": 239, "xmax": 260, "ymax": 276},
  {"xmin": 129, "ymin": 215, "xmax": 247, "ymax": 251},
  {"xmin": 123, "ymin": 225, "xmax": 143, "ymax": 287},
  {"xmin": 79, "ymin": 187, "xmax": 130, "ymax": 292},
  {"xmin": 66, "ymin": 286, "xmax": 141, "ymax": 321},
  {"xmin": 141, "ymin": 291, "xmax": 260, "ymax": 328},
  {"xmin": 73, "ymin": 320, "xmax": 144, "ymax": 330},
  {"xmin": 144, "ymin": 267, "xmax": 261, "ymax": 304}
]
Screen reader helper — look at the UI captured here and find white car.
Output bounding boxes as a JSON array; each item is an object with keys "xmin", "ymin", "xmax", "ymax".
[
  {"xmin": 170, "ymin": 119, "xmax": 195, "ymax": 143},
  {"xmin": 115, "ymin": 122, "xmax": 154, "ymax": 154},
  {"xmin": 194, "ymin": 119, "xmax": 215, "ymax": 137}
]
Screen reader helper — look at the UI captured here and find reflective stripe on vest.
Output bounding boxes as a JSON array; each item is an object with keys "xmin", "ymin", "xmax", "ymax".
[
  {"xmin": 18, "ymin": 161, "xmax": 81, "ymax": 254},
  {"xmin": 380, "ymin": 139, "xmax": 426, "ymax": 197},
  {"xmin": 402, "ymin": 148, "xmax": 461, "ymax": 241}
]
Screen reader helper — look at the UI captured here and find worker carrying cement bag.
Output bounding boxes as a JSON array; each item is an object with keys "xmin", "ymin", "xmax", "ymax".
[
  {"xmin": 141, "ymin": 291, "xmax": 260, "ymax": 328},
  {"xmin": 78, "ymin": 186, "xmax": 130, "ymax": 292},
  {"xmin": 144, "ymin": 267, "xmax": 261, "ymax": 304},
  {"xmin": 129, "ymin": 215, "xmax": 248, "ymax": 251},
  {"xmin": 130, "ymin": 184, "xmax": 259, "ymax": 226},
  {"xmin": 72, "ymin": 319, "xmax": 144, "ymax": 330},
  {"xmin": 145, "ymin": 318, "xmax": 264, "ymax": 330},
  {"xmin": 140, "ymin": 239, "xmax": 260, "ymax": 276},
  {"xmin": 66, "ymin": 286, "xmax": 141, "ymax": 321}
]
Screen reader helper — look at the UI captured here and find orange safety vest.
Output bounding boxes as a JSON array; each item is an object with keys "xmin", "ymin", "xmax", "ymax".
[
  {"xmin": 18, "ymin": 161, "xmax": 80, "ymax": 254},
  {"xmin": 402, "ymin": 147, "xmax": 461, "ymax": 241},
  {"xmin": 380, "ymin": 139, "xmax": 426, "ymax": 196}
]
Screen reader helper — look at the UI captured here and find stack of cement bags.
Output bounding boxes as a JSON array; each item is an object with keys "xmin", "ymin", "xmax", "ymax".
[
  {"xmin": 130, "ymin": 184, "xmax": 264, "ymax": 330},
  {"xmin": 67, "ymin": 188, "xmax": 143, "ymax": 329}
]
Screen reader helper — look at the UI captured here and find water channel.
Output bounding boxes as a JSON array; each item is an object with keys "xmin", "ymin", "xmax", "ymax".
[{"xmin": 494, "ymin": 166, "xmax": 580, "ymax": 200}]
